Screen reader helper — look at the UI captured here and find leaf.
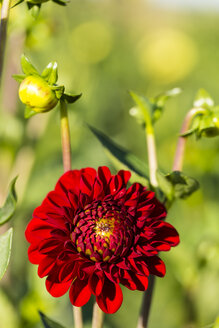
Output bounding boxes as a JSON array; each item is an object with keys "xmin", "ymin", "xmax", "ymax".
[
  {"xmin": 21, "ymin": 54, "xmax": 39, "ymax": 76},
  {"xmin": 30, "ymin": 4, "xmax": 41, "ymax": 18},
  {"xmin": 0, "ymin": 228, "xmax": 13, "ymax": 281},
  {"xmin": 41, "ymin": 62, "xmax": 58, "ymax": 85},
  {"xmin": 156, "ymin": 170, "xmax": 174, "ymax": 201},
  {"xmin": 62, "ymin": 92, "xmax": 82, "ymax": 104},
  {"xmin": 52, "ymin": 0, "xmax": 68, "ymax": 6},
  {"xmin": 0, "ymin": 177, "xmax": 17, "ymax": 226},
  {"xmin": 151, "ymin": 88, "xmax": 181, "ymax": 122},
  {"xmin": 39, "ymin": 312, "xmax": 66, "ymax": 328},
  {"xmin": 50, "ymin": 85, "xmax": 65, "ymax": 99},
  {"xmin": 129, "ymin": 90, "xmax": 152, "ymax": 125},
  {"xmin": 89, "ymin": 125, "xmax": 149, "ymax": 186},
  {"xmin": 12, "ymin": 74, "xmax": 26, "ymax": 83},
  {"xmin": 24, "ymin": 106, "xmax": 37, "ymax": 119},
  {"xmin": 11, "ymin": 0, "xmax": 24, "ymax": 8},
  {"xmin": 166, "ymin": 171, "xmax": 200, "ymax": 199},
  {"xmin": 193, "ymin": 88, "xmax": 214, "ymax": 109}
]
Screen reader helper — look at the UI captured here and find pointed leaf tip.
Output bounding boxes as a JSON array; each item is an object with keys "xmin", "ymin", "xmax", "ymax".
[
  {"xmin": 0, "ymin": 177, "xmax": 18, "ymax": 226},
  {"xmin": 21, "ymin": 54, "xmax": 39, "ymax": 76},
  {"xmin": 42, "ymin": 61, "xmax": 58, "ymax": 85},
  {"xmin": 39, "ymin": 311, "xmax": 66, "ymax": 328},
  {"xmin": 89, "ymin": 125, "xmax": 149, "ymax": 185}
]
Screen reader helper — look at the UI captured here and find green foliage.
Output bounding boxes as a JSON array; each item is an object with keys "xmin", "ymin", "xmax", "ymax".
[
  {"xmin": 0, "ymin": 177, "xmax": 17, "ymax": 226},
  {"xmin": 0, "ymin": 228, "xmax": 13, "ymax": 281},
  {"xmin": 89, "ymin": 125, "xmax": 149, "ymax": 186},
  {"xmin": 181, "ymin": 89, "xmax": 219, "ymax": 139},
  {"xmin": 39, "ymin": 312, "xmax": 66, "ymax": 328},
  {"xmin": 21, "ymin": 54, "xmax": 39, "ymax": 76},
  {"xmin": 157, "ymin": 170, "xmax": 200, "ymax": 203},
  {"xmin": 41, "ymin": 62, "xmax": 58, "ymax": 85},
  {"xmin": 13, "ymin": 56, "xmax": 82, "ymax": 118},
  {"xmin": 129, "ymin": 88, "xmax": 181, "ymax": 127}
]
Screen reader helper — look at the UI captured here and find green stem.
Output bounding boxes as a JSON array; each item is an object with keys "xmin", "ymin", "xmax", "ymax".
[
  {"xmin": 137, "ymin": 275, "xmax": 155, "ymax": 328},
  {"xmin": 137, "ymin": 123, "xmax": 158, "ymax": 328},
  {"xmin": 60, "ymin": 99, "xmax": 72, "ymax": 172},
  {"xmin": 60, "ymin": 100, "xmax": 83, "ymax": 328},
  {"xmin": 172, "ymin": 107, "xmax": 206, "ymax": 171},
  {"xmin": 0, "ymin": 0, "xmax": 11, "ymax": 86},
  {"xmin": 92, "ymin": 302, "xmax": 104, "ymax": 328},
  {"xmin": 145, "ymin": 125, "xmax": 158, "ymax": 188}
]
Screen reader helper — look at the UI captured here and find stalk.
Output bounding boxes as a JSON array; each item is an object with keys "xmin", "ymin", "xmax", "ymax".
[
  {"xmin": 59, "ymin": 99, "xmax": 83, "ymax": 328},
  {"xmin": 137, "ymin": 122, "xmax": 158, "ymax": 328},
  {"xmin": 92, "ymin": 302, "xmax": 104, "ymax": 328},
  {"xmin": 137, "ymin": 275, "xmax": 155, "ymax": 328},
  {"xmin": 60, "ymin": 99, "xmax": 72, "ymax": 172},
  {"xmin": 0, "ymin": 0, "xmax": 11, "ymax": 85},
  {"xmin": 172, "ymin": 108, "xmax": 206, "ymax": 171}
]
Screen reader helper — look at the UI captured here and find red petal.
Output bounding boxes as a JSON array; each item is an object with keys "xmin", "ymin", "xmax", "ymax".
[
  {"xmin": 28, "ymin": 243, "xmax": 44, "ymax": 264},
  {"xmin": 69, "ymin": 278, "xmax": 91, "ymax": 307},
  {"xmin": 89, "ymin": 271, "xmax": 104, "ymax": 296},
  {"xmin": 96, "ymin": 279, "xmax": 123, "ymax": 314},
  {"xmin": 46, "ymin": 274, "xmax": 71, "ymax": 297},
  {"xmin": 146, "ymin": 256, "xmax": 166, "ymax": 277},
  {"xmin": 38, "ymin": 257, "xmax": 56, "ymax": 278}
]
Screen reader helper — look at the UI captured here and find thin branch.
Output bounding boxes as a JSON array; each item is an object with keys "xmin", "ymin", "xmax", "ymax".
[
  {"xmin": 60, "ymin": 99, "xmax": 72, "ymax": 172},
  {"xmin": 0, "ymin": 0, "xmax": 11, "ymax": 85},
  {"xmin": 137, "ymin": 275, "xmax": 155, "ymax": 328},
  {"xmin": 172, "ymin": 107, "xmax": 206, "ymax": 171},
  {"xmin": 92, "ymin": 302, "xmax": 104, "ymax": 328}
]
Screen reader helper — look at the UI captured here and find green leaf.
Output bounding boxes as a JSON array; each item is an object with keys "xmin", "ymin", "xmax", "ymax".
[
  {"xmin": 193, "ymin": 88, "xmax": 214, "ymax": 109},
  {"xmin": 52, "ymin": 0, "xmax": 68, "ymax": 6},
  {"xmin": 30, "ymin": 4, "xmax": 41, "ymax": 18},
  {"xmin": 156, "ymin": 170, "xmax": 174, "ymax": 201},
  {"xmin": 50, "ymin": 85, "xmax": 65, "ymax": 99},
  {"xmin": 129, "ymin": 90, "xmax": 152, "ymax": 126},
  {"xmin": 12, "ymin": 74, "xmax": 26, "ymax": 83},
  {"xmin": 89, "ymin": 125, "xmax": 149, "ymax": 186},
  {"xmin": 39, "ymin": 312, "xmax": 66, "ymax": 328},
  {"xmin": 41, "ymin": 62, "xmax": 58, "ymax": 85},
  {"xmin": 24, "ymin": 106, "xmax": 37, "ymax": 119},
  {"xmin": 0, "ymin": 228, "xmax": 13, "ymax": 281},
  {"xmin": 166, "ymin": 171, "xmax": 200, "ymax": 199},
  {"xmin": 11, "ymin": 0, "xmax": 24, "ymax": 8},
  {"xmin": 21, "ymin": 54, "xmax": 39, "ymax": 76},
  {"xmin": 0, "ymin": 177, "xmax": 17, "ymax": 226},
  {"xmin": 62, "ymin": 92, "xmax": 82, "ymax": 104},
  {"xmin": 151, "ymin": 88, "xmax": 181, "ymax": 122}
]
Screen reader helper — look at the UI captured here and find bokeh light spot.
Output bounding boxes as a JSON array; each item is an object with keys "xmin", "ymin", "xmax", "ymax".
[
  {"xmin": 137, "ymin": 29, "xmax": 198, "ymax": 83},
  {"xmin": 71, "ymin": 21, "xmax": 113, "ymax": 64}
]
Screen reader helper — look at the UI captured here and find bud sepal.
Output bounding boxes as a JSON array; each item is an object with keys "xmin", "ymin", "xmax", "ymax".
[{"xmin": 13, "ymin": 55, "xmax": 82, "ymax": 119}]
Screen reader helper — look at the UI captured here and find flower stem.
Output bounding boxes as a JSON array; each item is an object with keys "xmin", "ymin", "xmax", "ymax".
[
  {"xmin": 92, "ymin": 302, "xmax": 104, "ymax": 328},
  {"xmin": 136, "ymin": 124, "xmax": 158, "ymax": 328},
  {"xmin": 145, "ymin": 125, "xmax": 158, "ymax": 188},
  {"xmin": 0, "ymin": 0, "xmax": 11, "ymax": 85},
  {"xmin": 59, "ymin": 100, "xmax": 83, "ymax": 328},
  {"xmin": 72, "ymin": 306, "xmax": 83, "ymax": 328},
  {"xmin": 60, "ymin": 99, "xmax": 72, "ymax": 172},
  {"xmin": 172, "ymin": 107, "xmax": 206, "ymax": 171},
  {"xmin": 137, "ymin": 275, "xmax": 155, "ymax": 328}
]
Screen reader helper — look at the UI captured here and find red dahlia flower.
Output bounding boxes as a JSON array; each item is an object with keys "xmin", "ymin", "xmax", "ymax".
[{"xmin": 25, "ymin": 167, "xmax": 179, "ymax": 314}]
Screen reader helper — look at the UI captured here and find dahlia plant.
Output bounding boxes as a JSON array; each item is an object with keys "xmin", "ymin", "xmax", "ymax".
[
  {"xmin": 1, "ymin": 0, "xmax": 219, "ymax": 325},
  {"xmin": 12, "ymin": 56, "xmax": 219, "ymax": 328}
]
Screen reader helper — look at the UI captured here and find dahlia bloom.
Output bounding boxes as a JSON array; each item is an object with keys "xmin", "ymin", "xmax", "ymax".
[{"xmin": 25, "ymin": 167, "xmax": 179, "ymax": 314}]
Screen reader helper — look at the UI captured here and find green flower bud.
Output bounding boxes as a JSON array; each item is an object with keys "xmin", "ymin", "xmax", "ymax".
[{"xmin": 19, "ymin": 75, "xmax": 58, "ymax": 113}]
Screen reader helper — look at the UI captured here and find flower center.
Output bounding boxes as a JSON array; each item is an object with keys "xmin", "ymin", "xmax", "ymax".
[{"xmin": 71, "ymin": 200, "xmax": 134, "ymax": 263}]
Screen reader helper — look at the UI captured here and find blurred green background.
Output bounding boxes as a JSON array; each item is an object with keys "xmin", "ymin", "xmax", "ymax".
[{"xmin": 0, "ymin": 0, "xmax": 219, "ymax": 327}]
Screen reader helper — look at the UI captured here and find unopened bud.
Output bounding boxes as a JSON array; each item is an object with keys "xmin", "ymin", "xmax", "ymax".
[{"xmin": 19, "ymin": 75, "xmax": 58, "ymax": 113}]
